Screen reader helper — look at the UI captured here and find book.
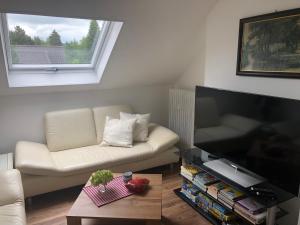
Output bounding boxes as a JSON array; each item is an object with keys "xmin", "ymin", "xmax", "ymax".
[
  {"xmin": 219, "ymin": 187, "xmax": 244, "ymax": 201},
  {"xmin": 209, "ymin": 208, "xmax": 236, "ymax": 222},
  {"xmin": 236, "ymin": 197, "xmax": 265, "ymax": 214},
  {"xmin": 217, "ymin": 188, "xmax": 245, "ymax": 209},
  {"xmin": 194, "ymin": 172, "xmax": 218, "ymax": 184},
  {"xmin": 218, "ymin": 193, "xmax": 234, "ymax": 206},
  {"xmin": 218, "ymin": 197, "xmax": 233, "ymax": 210},
  {"xmin": 209, "ymin": 202, "xmax": 235, "ymax": 222},
  {"xmin": 209, "ymin": 207, "xmax": 223, "ymax": 219},
  {"xmin": 207, "ymin": 181, "xmax": 229, "ymax": 199},
  {"xmin": 234, "ymin": 203, "xmax": 266, "ymax": 224},
  {"xmin": 194, "ymin": 173, "xmax": 218, "ymax": 191},
  {"xmin": 212, "ymin": 201, "xmax": 231, "ymax": 215},
  {"xmin": 197, "ymin": 192, "xmax": 213, "ymax": 212},
  {"xmin": 180, "ymin": 165, "xmax": 203, "ymax": 183},
  {"xmin": 194, "ymin": 181, "xmax": 208, "ymax": 192},
  {"xmin": 180, "ymin": 171, "xmax": 194, "ymax": 182},
  {"xmin": 181, "ymin": 189, "xmax": 199, "ymax": 203},
  {"xmin": 181, "ymin": 182, "xmax": 200, "ymax": 203},
  {"xmin": 181, "ymin": 165, "xmax": 201, "ymax": 177}
]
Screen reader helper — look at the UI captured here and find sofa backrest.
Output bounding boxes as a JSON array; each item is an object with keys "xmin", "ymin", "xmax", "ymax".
[
  {"xmin": 45, "ymin": 108, "xmax": 97, "ymax": 152},
  {"xmin": 93, "ymin": 105, "xmax": 133, "ymax": 143}
]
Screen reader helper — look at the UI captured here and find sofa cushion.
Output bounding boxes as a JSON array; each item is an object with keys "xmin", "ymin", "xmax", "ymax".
[
  {"xmin": 45, "ymin": 108, "xmax": 97, "ymax": 151},
  {"xmin": 101, "ymin": 116, "xmax": 136, "ymax": 147},
  {"xmin": 147, "ymin": 123, "xmax": 179, "ymax": 154},
  {"xmin": 50, "ymin": 143, "xmax": 154, "ymax": 175},
  {"xmin": 0, "ymin": 204, "xmax": 26, "ymax": 225},
  {"xmin": 93, "ymin": 105, "xmax": 133, "ymax": 143},
  {"xmin": 120, "ymin": 112, "xmax": 151, "ymax": 142},
  {"xmin": 104, "ymin": 142, "xmax": 154, "ymax": 165},
  {"xmin": 15, "ymin": 141, "xmax": 57, "ymax": 176},
  {"xmin": 51, "ymin": 145, "xmax": 113, "ymax": 174}
]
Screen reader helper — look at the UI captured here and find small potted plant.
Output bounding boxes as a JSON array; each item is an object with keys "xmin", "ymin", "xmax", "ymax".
[{"xmin": 90, "ymin": 170, "xmax": 113, "ymax": 193}]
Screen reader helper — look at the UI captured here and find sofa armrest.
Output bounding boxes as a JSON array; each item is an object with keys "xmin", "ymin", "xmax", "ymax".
[
  {"xmin": 15, "ymin": 141, "xmax": 57, "ymax": 176},
  {"xmin": 0, "ymin": 169, "xmax": 24, "ymax": 206},
  {"xmin": 147, "ymin": 123, "xmax": 179, "ymax": 154}
]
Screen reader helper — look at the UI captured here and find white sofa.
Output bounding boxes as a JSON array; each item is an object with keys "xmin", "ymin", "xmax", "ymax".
[
  {"xmin": 0, "ymin": 169, "xmax": 26, "ymax": 225},
  {"xmin": 15, "ymin": 105, "xmax": 179, "ymax": 197}
]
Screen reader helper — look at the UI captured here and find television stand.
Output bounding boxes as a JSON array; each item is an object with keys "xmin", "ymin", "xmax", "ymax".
[
  {"xmin": 175, "ymin": 148, "xmax": 294, "ymax": 225},
  {"xmin": 266, "ymin": 206, "xmax": 277, "ymax": 225}
]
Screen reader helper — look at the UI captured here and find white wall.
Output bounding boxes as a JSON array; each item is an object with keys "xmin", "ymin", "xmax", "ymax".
[
  {"xmin": 0, "ymin": 85, "xmax": 169, "ymax": 154},
  {"xmin": 175, "ymin": 21, "xmax": 207, "ymax": 89},
  {"xmin": 204, "ymin": 0, "xmax": 300, "ymax": 100},
  {"xmin": 176, "ymin": 0, "xmax": 300, "ymax": 102},
  {"xmin": 176, "ymin": 0, "xmax": 300, "ymax": 224}
]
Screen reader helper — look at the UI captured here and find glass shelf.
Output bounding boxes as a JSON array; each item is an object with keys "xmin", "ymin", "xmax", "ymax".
[{"xmin": 179, "ymin": 147, "xmax": 295, "ymax": 208}]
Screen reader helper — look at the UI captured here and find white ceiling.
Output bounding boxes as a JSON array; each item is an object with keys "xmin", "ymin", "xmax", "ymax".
[{"xmin": 0, "ymin": 0, "xmax": 217, "ymax": 95}]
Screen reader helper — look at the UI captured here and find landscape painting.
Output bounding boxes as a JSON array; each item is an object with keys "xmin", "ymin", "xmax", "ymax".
[{"xmin": 237, "ymin": 8, "xmax": 300, "ymax": 78}]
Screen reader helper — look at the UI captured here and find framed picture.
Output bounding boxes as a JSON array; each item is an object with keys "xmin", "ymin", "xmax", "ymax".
[{"xmin": 236, "ymin": 8, "xmax": 300, "ymax": 79}]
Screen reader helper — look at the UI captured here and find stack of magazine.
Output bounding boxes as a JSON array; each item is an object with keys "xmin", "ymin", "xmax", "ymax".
[
  {"xmin": 181, "ymin": 182, "xmax": 200, "ymax": 204},
  {"xmin": 207, "ymin": 181, "xmax": 228, "ymax": 199},
  {"xmin": 193, "ymin": 172, "xmax": 218, "ymax": 191},
  {"xmin": 234, "ymin": 197, "xmax": 267, "ymax": 224},
  {"xmin": 209, "ymin": 201, "xmax": 236, "ymax": 223},
  {"xmin": 218, "ymin": 187, "xmax": 244, "ymax": 209},
  {"xmin": 197, "ymin": 191, "xmax": 214, "ymax": 212},
  {"xmin": 180, "ymin": 165, "xmax": 201, "ymax": 181}
]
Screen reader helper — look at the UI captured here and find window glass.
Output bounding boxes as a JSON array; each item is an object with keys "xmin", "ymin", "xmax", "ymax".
[{"xmin": 6, "ymin": 13, "xmax": 104, "ymax": 65}]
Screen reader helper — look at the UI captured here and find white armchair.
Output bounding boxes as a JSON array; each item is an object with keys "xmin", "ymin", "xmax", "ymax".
[{"xmin": 0, "ymin": 169, "xmax": 26, "ymax": 225}]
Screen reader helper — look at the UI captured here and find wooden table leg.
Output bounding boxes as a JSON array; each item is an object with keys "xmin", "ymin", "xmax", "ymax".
[{"xmin": 67, "ymin": 216, "xmax": 81, "ymax": 225}]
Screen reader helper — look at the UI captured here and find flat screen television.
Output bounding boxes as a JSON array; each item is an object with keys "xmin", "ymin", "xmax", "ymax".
[{"xmin": 194, "ymin": 86, "xmax": 300, "ymax": 196}]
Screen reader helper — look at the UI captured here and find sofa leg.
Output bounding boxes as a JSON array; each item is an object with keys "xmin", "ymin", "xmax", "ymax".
[
  {"xmin": 169, "ymin": 163, "xmax": 174, "ymax": 172},
  {"xmin": 25, "ymin": 197, "xmax": 33, "ymax": 207}
]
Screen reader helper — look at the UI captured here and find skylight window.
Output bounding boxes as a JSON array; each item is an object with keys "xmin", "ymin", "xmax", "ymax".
[{"xmin": 0, "ymin": 13, "xmax": 123, "ymax": 87}]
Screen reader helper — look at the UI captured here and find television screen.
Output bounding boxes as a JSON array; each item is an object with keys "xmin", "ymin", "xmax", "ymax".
[{"xmin": 194, "ymin": 86, "xmax": 300, "ymax": 196}]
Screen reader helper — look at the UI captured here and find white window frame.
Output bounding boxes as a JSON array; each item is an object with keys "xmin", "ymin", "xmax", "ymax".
[{"xmin": 0, "ymin": 13, "xmax": 123, "ymax": 87}]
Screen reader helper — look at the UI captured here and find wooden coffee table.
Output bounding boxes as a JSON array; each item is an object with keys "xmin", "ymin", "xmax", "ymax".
[{"xmin": 67, "ymin": 173, "xmax": 162, "ymax": 225}]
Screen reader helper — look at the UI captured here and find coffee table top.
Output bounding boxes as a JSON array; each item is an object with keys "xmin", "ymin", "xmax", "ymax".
[{"xmin": 67, "ymin": 173, "xmax": 162, "ymax": 221}]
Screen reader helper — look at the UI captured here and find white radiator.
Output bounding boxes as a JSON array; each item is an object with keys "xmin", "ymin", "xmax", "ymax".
[{"xmin": 169, "ymin": 88, "xmax": 195, "ymax": 149}]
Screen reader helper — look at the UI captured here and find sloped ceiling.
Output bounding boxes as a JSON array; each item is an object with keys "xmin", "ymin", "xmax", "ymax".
[{"xmin": 0, "ymin": 0, "xmax": 217, "ymax": 95}]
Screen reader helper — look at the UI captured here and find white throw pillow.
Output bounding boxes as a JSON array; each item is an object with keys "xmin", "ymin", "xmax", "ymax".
[
  {"xmin": 120, "ymin": 112, "xmax": 151, "ymax": 142},
  {"xmin": 101, "ymin": 116, "xmax": 136, "ymax": 147}
]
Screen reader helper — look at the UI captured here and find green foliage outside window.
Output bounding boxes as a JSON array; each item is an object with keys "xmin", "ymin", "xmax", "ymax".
[
  {"xmin": 9, "ymin": 20, "xmax": 100, "ymax": 64},
  {"xmin": 47, "ymin": 30, "xmax": 63, "ymax": 46},
  {"xmin": 9, "ymin": 26, "xmax": 34, "ymax": 45}
]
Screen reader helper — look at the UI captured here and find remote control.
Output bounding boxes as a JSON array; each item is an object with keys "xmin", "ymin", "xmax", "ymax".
[
  {"xmin": 254, "ymin": 191, "xmax": 277, "ymax": 199},
  {"xmin": 250, "ymin": 187, "xmax": 274, "ymax": 194},
  {"xmin": 250, "ymin": 187, "xmax": 277, "ymax": 200}
]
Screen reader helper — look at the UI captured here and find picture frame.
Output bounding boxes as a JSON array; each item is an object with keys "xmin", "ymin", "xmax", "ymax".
[{"xmin": 236, "ymin": 8, "xmax": 300, "ymax": 79}]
